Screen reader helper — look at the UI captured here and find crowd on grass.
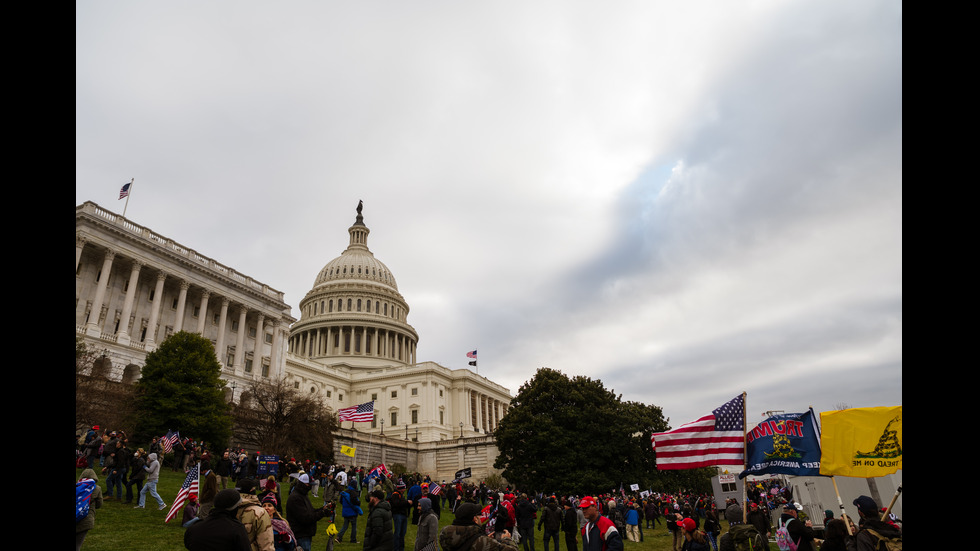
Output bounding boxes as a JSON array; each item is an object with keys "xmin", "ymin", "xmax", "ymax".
[{"xmin": 76, "ymin": 426, "xmax": 902, "ymax": 551}]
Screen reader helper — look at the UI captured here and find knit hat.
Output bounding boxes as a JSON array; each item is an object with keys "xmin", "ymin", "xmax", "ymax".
[
  {"xmin": 725, "ymin": 505, "xmax": 742, "ymax": 524},
  {"xmin": 261, "ymin": 494, "xmax": 278, "ymax": 507},
  {"xmin": 371, "ymin": 489, "xmax": 386, "ymax": 501}
]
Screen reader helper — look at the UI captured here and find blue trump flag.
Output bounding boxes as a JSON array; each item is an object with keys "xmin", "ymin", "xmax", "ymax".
[{"xmin": 739, "ymin": 408, "xmax": 824, "ymax": 479}]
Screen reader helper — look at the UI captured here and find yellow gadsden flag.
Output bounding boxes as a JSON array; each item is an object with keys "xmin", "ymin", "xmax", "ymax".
[
  {"xmin": 820, "ymin": 406, "xmax": 902, "ymax": 477},
  {"xmin": 340, "ymin": 445, "xmax": 356, "ymax": 458}
]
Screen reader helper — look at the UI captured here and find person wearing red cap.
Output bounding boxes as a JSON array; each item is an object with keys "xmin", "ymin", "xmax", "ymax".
[
  {"xmin": 579, "ymin": 496, "xmax": 623, "ymax": 551},
  {"xmin": 676, "ymin": 518, "xmax": 709, "ymax": 551}
]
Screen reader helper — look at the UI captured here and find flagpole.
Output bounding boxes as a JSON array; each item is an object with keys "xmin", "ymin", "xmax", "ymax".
[
  {"xmin": 122, "ymin": 178, "xmax": 134, "ymax": 217},
  {"xmin": 741, "ymin": 391, "xmax": 748, "ymax": 524},
  {"xmin": 881, "ymin": 485, "xmax": 902, "ymax": 521}
]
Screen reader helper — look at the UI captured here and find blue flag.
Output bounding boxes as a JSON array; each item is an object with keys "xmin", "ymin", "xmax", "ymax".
[{"xmin": 739, "ymin": 408, "xmax": 824, "ymax": 479}]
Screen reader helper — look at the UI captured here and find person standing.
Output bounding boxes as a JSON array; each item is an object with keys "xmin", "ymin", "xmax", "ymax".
[
  {"xmin": 538, "ymin": 497, "xmax": 561, "ymax": 551},
  {"xmin": 851, "ymin": 496, "xmax": 901, "ymax": 551},
  {"xmin": 365, "ymin": 489, "xmax": 395, "ymax": 551},
  {"xmin": 235, "ymin": 479, "xmax": 274, "ymax": 551},
  {"xmin": 745, "ymin": 503, "xmax": 770, "ymax": 550},
  {"xmin": 125, "ymin": 449, "xmax": 146, "ymax": 504},
  {"xmin": 77, "ymin": 468, "xmax": 103, "ymax": 551},
  {"xmin": 515, "ymin": 494, "xmax": 537, "ymax": 551},
  {"xmin": 561, "ymin": 498, "xmax": 579, "ymax": 551},
  {"xmin": 135, "ymin": 452, "xmax": 166, "ymax": 510},
  {"xmin": 337, "ymin": 480, "xmax": 363, "ymax": 544},
  {"xmin": 217, "ymin": 451, "xmax": 235, "ymax": 489},
  {"xmin": 390, "ymin": 484, "xmax": 412, "ymax": 551},
  {"xmin": 199, "ymin": 461, "xmax": 219, "ymax": 519},
  {"xmin": 287, "ymin": 473, "xmax": 331, "ymax": 551},
  {"xmin": 579, "ymin": 496, "xmax": 622, "ymax": 551},
  {"xmin": 777, "ymin": 503, "xmax": 817, "ymax": 551},
  {"xmin": 414, "ymin": 497, "xmax": 438, "ymax": 551}
]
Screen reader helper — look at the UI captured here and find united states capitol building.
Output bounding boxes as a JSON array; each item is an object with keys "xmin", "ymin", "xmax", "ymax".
[{"xmin": 76, "ymin": 201, "xmax": 511, "ymax": 480}]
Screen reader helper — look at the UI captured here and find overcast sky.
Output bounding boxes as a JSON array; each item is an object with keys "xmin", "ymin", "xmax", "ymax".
[{"xmin": 76, "ymin": 0, "xmax": 902, "ymax": 430}]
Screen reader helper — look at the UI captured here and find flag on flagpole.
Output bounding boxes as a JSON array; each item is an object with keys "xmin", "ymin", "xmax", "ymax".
[
  {"xmin": 165, "ymin": 463, "xmax": 200, "ymax": 523},
  {"xmin": 466, "ymin": 350, "xmax": 477, "ymax": 358},
  {"xmin": 651, "ymin": 394, "xmax": 745, "ymax": 470},
  {"xmin": 119, "ymin": 182, "xmax": 131, "ymax": 200},
  {"xmin": 429, "ymin": 483, "xmax": 442, "ymax": 496},
  {"xmin": 161, "ymin": 430, "xmax": 179, "ymax": 453},
  {"xmin": 739, "ymin": 408, "xmax": 823, "ymax": 478},
  {"xmin": 340, "ymin": 445, "xmax": 356, "ymax": 457},
  {"xmin": 338, "ymin": 401, "xmax": 375, "ymax": 422},
  {"xmin": 819, "ymin": 406, "xmax": 902, "ymax": 477}
]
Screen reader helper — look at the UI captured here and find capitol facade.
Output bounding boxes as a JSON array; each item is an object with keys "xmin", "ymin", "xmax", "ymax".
[{"xmin": 76, "ymin": 201, "xmax": 511, "ymax": 480}]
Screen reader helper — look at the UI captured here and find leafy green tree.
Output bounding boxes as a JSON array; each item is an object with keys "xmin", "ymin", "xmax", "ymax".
[
  {"xmin": 493, "ymin": 367, "xmax": 671, "ymax": 495},
  {"xmin": 133, "ymin": 331, "xmax": 232, "ymax": 447}
]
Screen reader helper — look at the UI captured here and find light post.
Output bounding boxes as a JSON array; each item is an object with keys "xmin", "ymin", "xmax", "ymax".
[
  {"xmin": 229, "ymin": 380, "xmax": 237, "ymax": 402},
  {"xmin": 380, "ymin": 418, "xmax": 385, "ymax": 436},
  {"xmin": 459, "ymin": 422, "xmax": 463, "ymax": 439}
]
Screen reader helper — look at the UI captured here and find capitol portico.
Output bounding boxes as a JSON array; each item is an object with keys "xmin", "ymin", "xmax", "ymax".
[{"xmin": 76, "ymin": 200, "xmax": 511, "ymax": 480}]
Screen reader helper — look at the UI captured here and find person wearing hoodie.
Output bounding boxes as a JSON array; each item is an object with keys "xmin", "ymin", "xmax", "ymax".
[
  {"xmin": 439, "ymin": 502, "xmax": 517, "ymax": 551},
  {"xmin": 390, "ymin": 484, "xmax": 412, "ymax": 551},
  {"xmin": 337, "ymin": 480, "xmax": 364, "ymax": 544},
  {"xmin": 366, "ymin": 490, "xmax": 395, "ymax": 551},
  {"xmin": 77, "ymin": 468, "xmax": 103, "ymax": 551},
  {"xmin": 235, "ymin": 478, "xmax": 274, "ymax": 551},
  {"xmin": 414, "ymin": 497, "xmax": 438, "ymax": 551},
  {"xmin": 135, "ymin": 452, "xmax": 166, "ymax": 510}
]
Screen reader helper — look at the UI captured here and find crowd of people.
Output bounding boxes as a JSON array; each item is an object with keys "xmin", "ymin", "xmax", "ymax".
[{"xmin": 76, "ymin": 427, "xmax": 902, "ymax": 551}]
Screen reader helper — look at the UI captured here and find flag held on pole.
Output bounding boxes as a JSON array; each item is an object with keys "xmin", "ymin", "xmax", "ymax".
[
  {"xmin": 651, "ymin": 394, "xmax": 745, "ymax": 470},
  {"xmin": 338, "ymin": 401, "xmax": 375, "ymax": 422},
  {"xmin": 819, "ymin": 406, "xmax": 902, "ymax": 477},
  {"xmin": 739, "ymin": 408, "xmax": 823, "ymax": 478}
]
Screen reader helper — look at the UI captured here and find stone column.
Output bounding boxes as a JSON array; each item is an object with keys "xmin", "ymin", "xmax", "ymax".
[
  {"xmin": 196, "ymin": 290, "xmax": 211, "ymax": 334},
  {"xmin": 174, "ymin": 281, "xmax": 190, "ymax": 332},
  {"xmin": 253, "ymin": 313, "xmax": 265, "ymax": 373},
  {"xmin": 234, "ymin": 307, "xmax": 248, "ymax": 373},
  {"xmin": 76, "ymin": 234, "xmax": 87, "ymax": 272},
  {"xmin": 215, "ymin": 298, "xmax": 230, "ymax": 367},
  {"xmin": 85, "ymin": 249, "xmax": 116, "ymax": 337},
  {"xmin": 145, "ymin": 271, "xmax": 167, "ymax": 349},
  {"xmin": 270, "ymin": 319, "xmax": 283, "ymax": 378},
  {"xmin": 117, "ymin": 260, "xmax": 143, "ymax": 346}
]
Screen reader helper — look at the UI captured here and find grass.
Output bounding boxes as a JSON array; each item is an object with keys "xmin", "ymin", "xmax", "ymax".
[{"xmin": 77, "ymin": 467, "xmax": 778, "ymax": 551}]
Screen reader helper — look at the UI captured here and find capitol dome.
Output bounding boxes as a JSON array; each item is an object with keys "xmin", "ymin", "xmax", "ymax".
[{"xmin": 289, "ymin": 202, "xmax": 418, "ymax": 367}]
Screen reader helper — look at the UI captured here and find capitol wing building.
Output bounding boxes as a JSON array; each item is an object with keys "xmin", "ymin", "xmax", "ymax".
[{"xmin": 76, "ymin": 201, "xmax": 511, "ymax": 480}]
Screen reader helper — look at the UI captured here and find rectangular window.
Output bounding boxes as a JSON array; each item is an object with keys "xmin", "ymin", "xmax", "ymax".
[
  {"xmin": 371, "ymin": 414, "xmax": 377, "ymax": 429},
  {"xmin": 249, "ymin": 326, "xmax": 257, "ymax": 338},
  {"xmin": 265, "ymin": 333, "xmax": 273, "ymax": 344},
  {"xmin": 372, "ymin": 393, "xmax": 378, "ymax": 401},
  {"xmin": 245, "ymin": 358, "xmax": 253, "ymax": 373},
  {"xmin": 411, "ymin": 388, "xmax": 418, "ymax": 396},
  {"xmin": 261, "ymin": 363, "xmax": 269, "ymax": 377},
  {"xmin": 391, "ymin": 412, "xmax": 397, "ymax": 426},
  {"xmin": 326, "ymin": 390, "xmax": 332, "ymax": 398},
  {"xmin": 440, "ymin": 411, "xmax": 444, "ymax": 424},
  {"xmin": 232, "ymin": 320, "xmax": 239, "ymax": 331},
  {"xmin": 411, "ymin": 410, "xmax": 418, "ymax": 424},
  {"xmin": 391, "ymin": 390, "xmax": 397, "ymax": 398}
]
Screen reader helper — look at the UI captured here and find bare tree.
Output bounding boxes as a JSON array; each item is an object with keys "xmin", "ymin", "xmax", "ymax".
[
  {"xmin": 75, "ymin": 337, "xmax": 136, "ymax": 434},
  {"xmin": 233, "ymin": 377, "xmax": 339, "ymax": 460}
]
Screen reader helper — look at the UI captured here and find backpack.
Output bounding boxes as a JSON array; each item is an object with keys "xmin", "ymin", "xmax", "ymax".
[
  {"xmin": 729, "ymin": 524, "xmax": 766, "ymax": 551},
  {"xmin": 775, "ymin": 518, "xmax": 798, "ymax": 551},
  {"xmin": 76, "ymin": 479, "xmax": 96, "ymax": 523},
  {"xmin": 866, "ymin": 529, "xmax": 902, "ymax": 551}
]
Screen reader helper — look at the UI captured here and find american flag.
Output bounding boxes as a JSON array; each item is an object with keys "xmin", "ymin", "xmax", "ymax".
[
  {"xmin": 466, "ymin": 350, "xmax": 477, "ymax": 359},
  {"xmin": 338, "ymin": 401, "xmax": 375, "ymax": 422},
  {"xmin": 428, "ymin": 483, "xmax": 442, "ymax": 496},
  {"xmin": 161, "ymin": 430, "xmax": 179, "ymax": 453},
  {"xmin": 119, "ymin": 182, "xmax": 131, "ymax": 200},
  {"xmin": 165, "ymin": 463, "xmax": 200, "ymax": 523},
  {"xmin": 651, "ymin": 394, "xmax": 745, "ymax": 470}
]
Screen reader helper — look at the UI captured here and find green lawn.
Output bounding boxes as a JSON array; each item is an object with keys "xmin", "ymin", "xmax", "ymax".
[{"xmin": 77, "ymin": 467, "xmax": 777, "ymax": 551}]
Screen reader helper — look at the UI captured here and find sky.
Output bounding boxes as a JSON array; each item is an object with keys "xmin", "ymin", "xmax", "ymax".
[{"xmin": 76, "ymin": 0, "xmax": 902, "ymax": 430}]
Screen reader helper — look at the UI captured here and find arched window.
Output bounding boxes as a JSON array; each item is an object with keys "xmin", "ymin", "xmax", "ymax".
[
  {"xmin": 347, "ymin": 298, "xmax": 352, "ymax": 310},
  {"xmin": 357, "ymin": 299, "xmax": 362, "ymax": 312}
]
